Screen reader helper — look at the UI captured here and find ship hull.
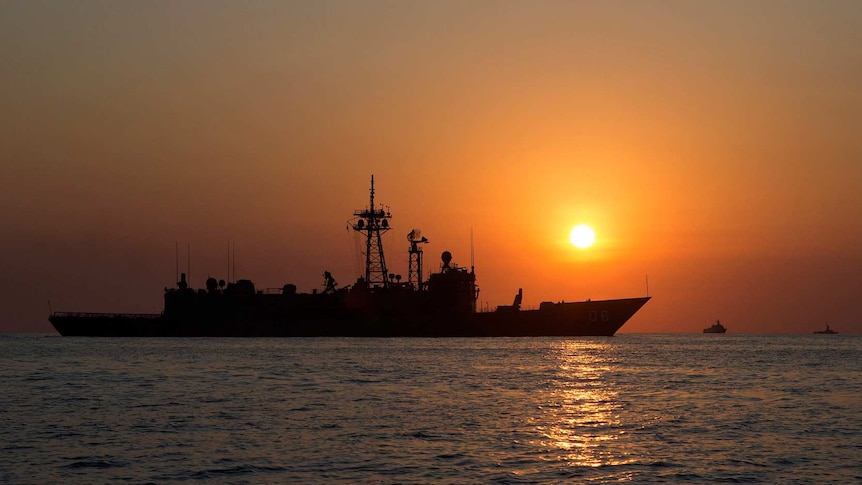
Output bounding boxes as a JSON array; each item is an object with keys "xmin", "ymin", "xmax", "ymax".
[{"xmin": 50, "ymin": 297, "xmax": 649, "ymax": 337}]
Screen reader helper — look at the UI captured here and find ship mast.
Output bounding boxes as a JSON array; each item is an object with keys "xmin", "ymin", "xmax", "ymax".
[
  {"xmin": 407, "ymin": 229, "xmax": 428, "ymax": 289},
  {"xmin": 352, "ymin": 175, "xmax": 392, "ymax": 288}
]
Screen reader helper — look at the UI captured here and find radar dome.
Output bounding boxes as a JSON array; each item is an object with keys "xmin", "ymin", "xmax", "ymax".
[{"xmin": 441, "ymin": 251, "xmax": 452, "ymax": 267}]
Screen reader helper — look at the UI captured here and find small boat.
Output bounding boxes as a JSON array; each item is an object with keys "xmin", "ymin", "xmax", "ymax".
[
  {"xmin": 813, "ymin": 323, "xmax": 838, "ymax": 335},
  {"xmin": 703, "ymin": 319, "xmax": 727, "ymax": 333}
]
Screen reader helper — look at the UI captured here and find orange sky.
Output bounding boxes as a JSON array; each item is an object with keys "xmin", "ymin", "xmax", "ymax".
[{"xmin": 2, "ymin": 1, "xmax": 861, "ymax": 333}]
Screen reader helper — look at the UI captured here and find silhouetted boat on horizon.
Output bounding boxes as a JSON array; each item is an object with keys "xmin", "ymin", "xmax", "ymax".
[
  {"xmin": 49, "ymin": 177, "xmax": 650, "ymax": 337},
  {"xmin": 813, "ymin": 323, "xmax": 838, "ymax": 335},
  {"xmin": 703, "ymin": 320, "xmax": 727, "ymax": 333}
]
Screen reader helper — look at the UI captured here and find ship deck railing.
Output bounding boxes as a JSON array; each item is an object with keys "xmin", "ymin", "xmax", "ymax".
[{"xmin": 50, "ymin": 312, "xmax": 163, "ymax": 319}]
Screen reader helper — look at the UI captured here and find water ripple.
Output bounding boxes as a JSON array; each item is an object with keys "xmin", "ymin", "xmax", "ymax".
[{"xmin": 0, "ymin": 335, "xmax": 860, "ymax": 483}]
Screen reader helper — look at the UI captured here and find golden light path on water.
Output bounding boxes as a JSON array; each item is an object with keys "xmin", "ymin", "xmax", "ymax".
[{"xmin": 534, "ymin": 340, "xmax": 633, "ymax": 470}]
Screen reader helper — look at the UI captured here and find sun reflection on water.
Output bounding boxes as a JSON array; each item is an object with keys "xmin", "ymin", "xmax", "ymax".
[{"xmin": 535, "ymin": 340, "xmax": 633, "ymax": 469}]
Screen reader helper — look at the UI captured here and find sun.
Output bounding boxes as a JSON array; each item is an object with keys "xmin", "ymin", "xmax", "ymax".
[{"xmin": 569, "ymin": 224, "xmax": 595, "ymax": 249}]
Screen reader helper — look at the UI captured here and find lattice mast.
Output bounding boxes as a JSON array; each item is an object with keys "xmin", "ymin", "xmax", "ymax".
[
  {"xmin": 407, "ymin": 229, "xmax": 428, "ymax": 288},
  {"xmin": 352, "ymin": 175, "xmax": 392, "ymax": 288}
]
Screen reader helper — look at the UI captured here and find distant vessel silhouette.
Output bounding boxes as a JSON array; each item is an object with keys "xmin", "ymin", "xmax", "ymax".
[
  {"xmin": 50, "ymin": 177, "xmax": 650, "ymax": 337},
  {"xmin": 703, "ymin": 320, "xmax": 727, "ymax": 333},
  {"xmin": 813, "ymin": 323, "xmax": 838, "ymax": 335}
]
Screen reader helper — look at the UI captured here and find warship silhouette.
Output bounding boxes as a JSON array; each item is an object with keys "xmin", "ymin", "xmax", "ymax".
[
  {"xmin": 50, "ymin": 177, "xmax": 650, "ymax": 337},
  {"xmin": 813, "ymin": 323, "xmax": 838, "ymax": 334},
  {"xmin": 703, "ymin": 320, "xmax": 727, "ymax": 333}
]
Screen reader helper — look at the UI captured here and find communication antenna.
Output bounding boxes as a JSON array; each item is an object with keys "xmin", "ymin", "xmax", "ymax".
[
  {"xmin": 470, "ymin": 227, "xmax": 475, "ymax": 273},
  {"xmin": 187, "ymin": 244, "xmax": 191, "ymax": 288},
  {"xmin": 175, "ymin": 242, "xmax": 179, "ymax": 285},
  {"xmin": 227, "ymin": 242, "xmax": 230, "ymax": 284}
]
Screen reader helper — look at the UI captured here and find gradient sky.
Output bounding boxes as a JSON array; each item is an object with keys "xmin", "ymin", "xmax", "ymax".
[{"xmin": 3, "ymin": 0, "xmax": 861, "ymax": 333}]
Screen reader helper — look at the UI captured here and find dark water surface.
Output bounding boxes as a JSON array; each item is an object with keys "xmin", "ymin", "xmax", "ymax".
[{"xmin": 2, "ymin": 334, "xmax": 860, "ymax": 484}]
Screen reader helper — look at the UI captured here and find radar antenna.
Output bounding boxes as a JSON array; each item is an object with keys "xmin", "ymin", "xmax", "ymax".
[
  {"xmin": 407, "ymin": 229, "xmax": 429, "ymax": 288},
  {"xmin": 351, "ymin": 175, "xmax": 392, "ymax": 288}
]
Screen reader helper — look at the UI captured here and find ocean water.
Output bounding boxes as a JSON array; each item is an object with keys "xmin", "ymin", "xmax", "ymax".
[{"xmin": 1, "ymin": 334, "xmax": 860, "ymax": 484}]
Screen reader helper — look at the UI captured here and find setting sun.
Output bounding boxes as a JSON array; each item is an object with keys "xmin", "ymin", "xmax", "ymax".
[{"xmin": 569, "ymin": 224, "xmax": 596, "ymax": 249}]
